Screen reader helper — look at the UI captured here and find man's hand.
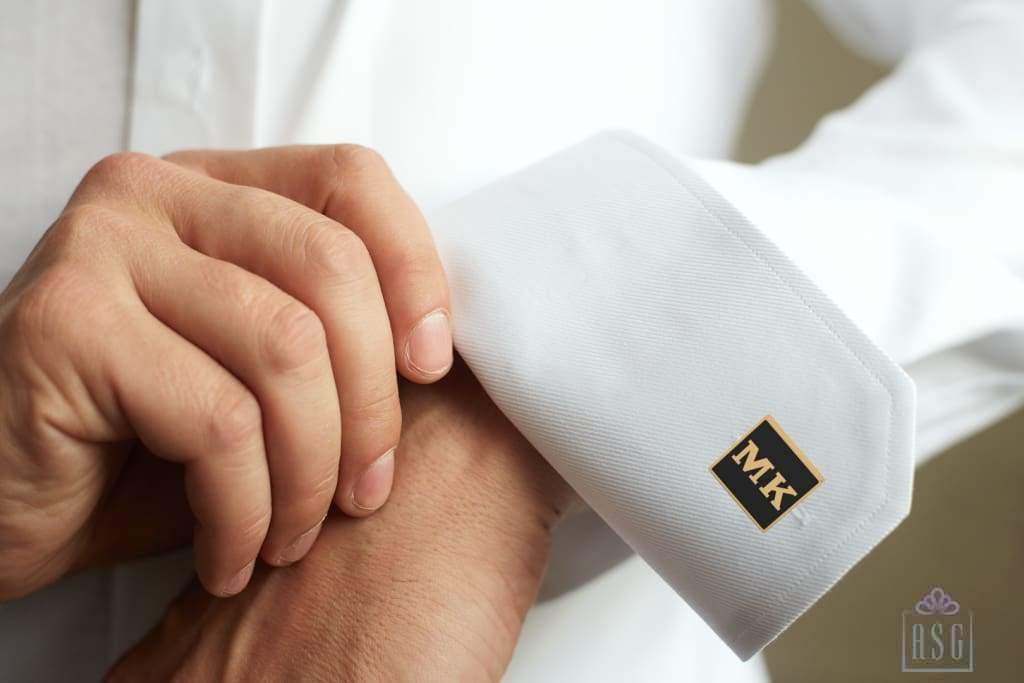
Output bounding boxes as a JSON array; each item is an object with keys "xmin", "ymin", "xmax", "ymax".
[
  {"xmin": 109, "ymin": 361, "xmax": 576, "ymax": 681},
  {"xmin": 0, "ymin": 145, "xmax": 453, "ymax": 599}
]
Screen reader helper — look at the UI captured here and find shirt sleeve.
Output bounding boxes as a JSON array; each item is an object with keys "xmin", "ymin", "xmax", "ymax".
[
  {"xmin": 429, "ymin": 131, "xmax": 915, "ymax": 659},
  {"xmin": 427, "ymin": 0, "xmax": 1024, "ymax": 661},
  {"xmin": 697, "ymin": 0, "xmax": 1024, "ymax": 459}
]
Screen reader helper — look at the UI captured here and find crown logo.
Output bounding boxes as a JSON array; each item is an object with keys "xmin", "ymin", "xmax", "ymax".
[{"xmin": 914, "ymin": 587, "xmax": 960, "ymax": 616}]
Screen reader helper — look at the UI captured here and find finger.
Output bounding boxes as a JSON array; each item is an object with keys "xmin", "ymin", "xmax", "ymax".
[
  {"xmin": 78, "ymin": 447, "xmax": 192, "ymax": 567},
  {"xmin": 106, "ymin": 296, "xmax": 272, "ymax": 596},
  {"xmin": 107, "ymin": 577, "xmax": 209, "ymax": 681},
  {"xmin": 159, "ymin": 169, "xmax": 401, "ymax": 516},
  {"xmin": 88, "ymin": 153, "xmax": 402, "ymax": 516},
  {"xmin": 167, "ymin": 145, "xmax": 454, "ymax": 383},
  {"xmin": 127, "ymin": 234, "xmax": 339, "ymax": 565}
]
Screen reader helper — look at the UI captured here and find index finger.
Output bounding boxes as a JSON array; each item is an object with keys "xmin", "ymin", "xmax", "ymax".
[{"xmin": 166, "ymin": 145, "xmax": 454, "ymax": 383}]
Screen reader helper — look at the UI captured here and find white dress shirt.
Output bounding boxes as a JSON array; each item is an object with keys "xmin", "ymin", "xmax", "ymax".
[{"xmin": 2, "ymin": 0, "xmax": 1023, "ymax": 680}]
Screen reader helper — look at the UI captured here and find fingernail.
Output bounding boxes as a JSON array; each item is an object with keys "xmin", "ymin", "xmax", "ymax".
[
  {"xmin": 221, "ymin": 560, "xmax": 255, "ymax": 597},
  {"xmin": 352, "ymin": 448, "xmax": 396, "ymax": 512},
  {"xmin": 405, "ymin": 309, "xmax": 453, "ymax": 378},
  {"xmin": 277, "ymin": 518, "xmax": 325, "ymax": 565}
]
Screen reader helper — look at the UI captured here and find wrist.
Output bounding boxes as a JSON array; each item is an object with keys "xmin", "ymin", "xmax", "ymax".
[
  {"xmin": 398, "ymin": 358, "xmax": 576, "ymax": 533},
  {"xmin": 110, "ymin": 362, "xmax": 575, "ymax": 683},
  {"xmin": 285, "ymin": 363, "xmax": 573, "ymax": 679}
]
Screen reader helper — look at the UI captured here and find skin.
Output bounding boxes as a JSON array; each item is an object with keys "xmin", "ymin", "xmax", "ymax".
[
  {"xmin": 107, "ymin": 360, "xmax": 576, "ymax": 682},
  {"xmin": 0, "ymin": 145, "xmax": 454, "ymax": 599}
]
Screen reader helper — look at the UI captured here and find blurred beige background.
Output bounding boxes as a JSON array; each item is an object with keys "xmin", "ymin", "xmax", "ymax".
[{"xmin": 734, "ymin": 2, "xmax": 1023, "ymax": 681}]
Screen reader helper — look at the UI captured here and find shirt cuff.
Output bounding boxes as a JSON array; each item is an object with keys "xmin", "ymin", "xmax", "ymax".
[{"xmin": 428, "ymin": 130, "xmax": 916, "ymax": 659}]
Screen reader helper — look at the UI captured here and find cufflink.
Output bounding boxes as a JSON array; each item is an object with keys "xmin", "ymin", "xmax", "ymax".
[{"xmin": 710, "ymin": 415, "xmax": 823, "ymax": 531}]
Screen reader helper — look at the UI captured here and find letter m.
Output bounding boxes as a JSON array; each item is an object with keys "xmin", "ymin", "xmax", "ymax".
[{"xmin": 730, "ymin": 440, "xmax": 774, "ymax": 484}]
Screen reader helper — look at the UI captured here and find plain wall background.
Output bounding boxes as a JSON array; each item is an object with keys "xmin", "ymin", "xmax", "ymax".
[{"xmin": 735, "ymin": 2, "xmax": 1023, "ymax": 681}]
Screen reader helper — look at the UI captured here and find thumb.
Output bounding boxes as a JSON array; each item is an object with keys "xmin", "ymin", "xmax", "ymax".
[
  {"xmin": 76, "ymin": 446, "xmax": 192, "ymax": 569},
  {"xmin": 105, "ymin": 578, "xmax": 209, "ymax": 682}
]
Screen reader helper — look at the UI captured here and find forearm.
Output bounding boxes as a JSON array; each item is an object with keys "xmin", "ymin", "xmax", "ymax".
[
  {"xmin": 306, "ymin": 359, "xmax": 575, "ymax": 632},
  {"xmin": 110, "ymin": 360, "xmax": 576, "ymax": 682}
]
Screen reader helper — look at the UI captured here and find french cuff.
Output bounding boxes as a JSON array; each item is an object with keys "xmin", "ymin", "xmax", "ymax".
[{"xmin": 428, "ymin": 130, "xmax": 915, "ymax": 659}]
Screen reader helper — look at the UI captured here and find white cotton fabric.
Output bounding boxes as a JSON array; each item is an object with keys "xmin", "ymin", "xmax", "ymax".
[
  {"xmin": 430, "ymin": 130, "xmax": 916, "ymax": 658},
  {"xmin": 1, "ymin": 0, "xmax": 1023, "ymax": 680}
]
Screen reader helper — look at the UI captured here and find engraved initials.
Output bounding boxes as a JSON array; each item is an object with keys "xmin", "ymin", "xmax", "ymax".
[
  {"xmin": 758, "ymin": 472, "xmax": 798, "ymax": 510},
  {"xmin": 731, "ymin": 439, "xmax": 799, "ymax": 510},
  {"xmin": 731, "ymin": 440, "xmax": 773, "ymax": 483}
]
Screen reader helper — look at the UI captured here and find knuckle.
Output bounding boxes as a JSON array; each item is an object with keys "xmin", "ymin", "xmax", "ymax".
[
  {"xmin": 83, "ymin": 151, "xmax": 157, "ymax": 188},
  {"xmin": 328, "ymin": 143, "xmax": 389, "ymax": 180},
  {"xmin": 232, "ymin": 504, "xmax": 273, "ymax": 547},
  {"xmin": 302, "ymin": 221, "xmax": 375, "ymax": 286},
  {"xmin": 392, "ymin": 248, "xmax": 443, "ymax": 285},
  {"xmin": 344, "ymin": 381, "xmax": 401, "ymax": 431},
  {"xmin": 205, "ymin": 386, "xmax": 263, "ymax": 452},
  {"xmin": 9, "ymin": 264, "xmax": 92, "ymax": 341},
  {"xmin": 195, "ymin": 258, "xmax": 260, "ymax": 314},
  {"xmin": 49, "ymin": 204, "xmax": 123, "ymax": 250},
  {"xmin": 305, "ymin": 467, "xmax": 340, "ymax": 503},
  {"xmin": 261, "ymin": 300, "xmax": 328, "ymax": 375},
  {"xmin": 18, "ymin": 395, "xmax": 77, "ymax": 463},
  {"xmin": 276, "ymin": 472, "xmax": 337, "ymax": 528},
  {"xmin": 323, "ymin": 144, "xmax": 395, "ymax": 216}
]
